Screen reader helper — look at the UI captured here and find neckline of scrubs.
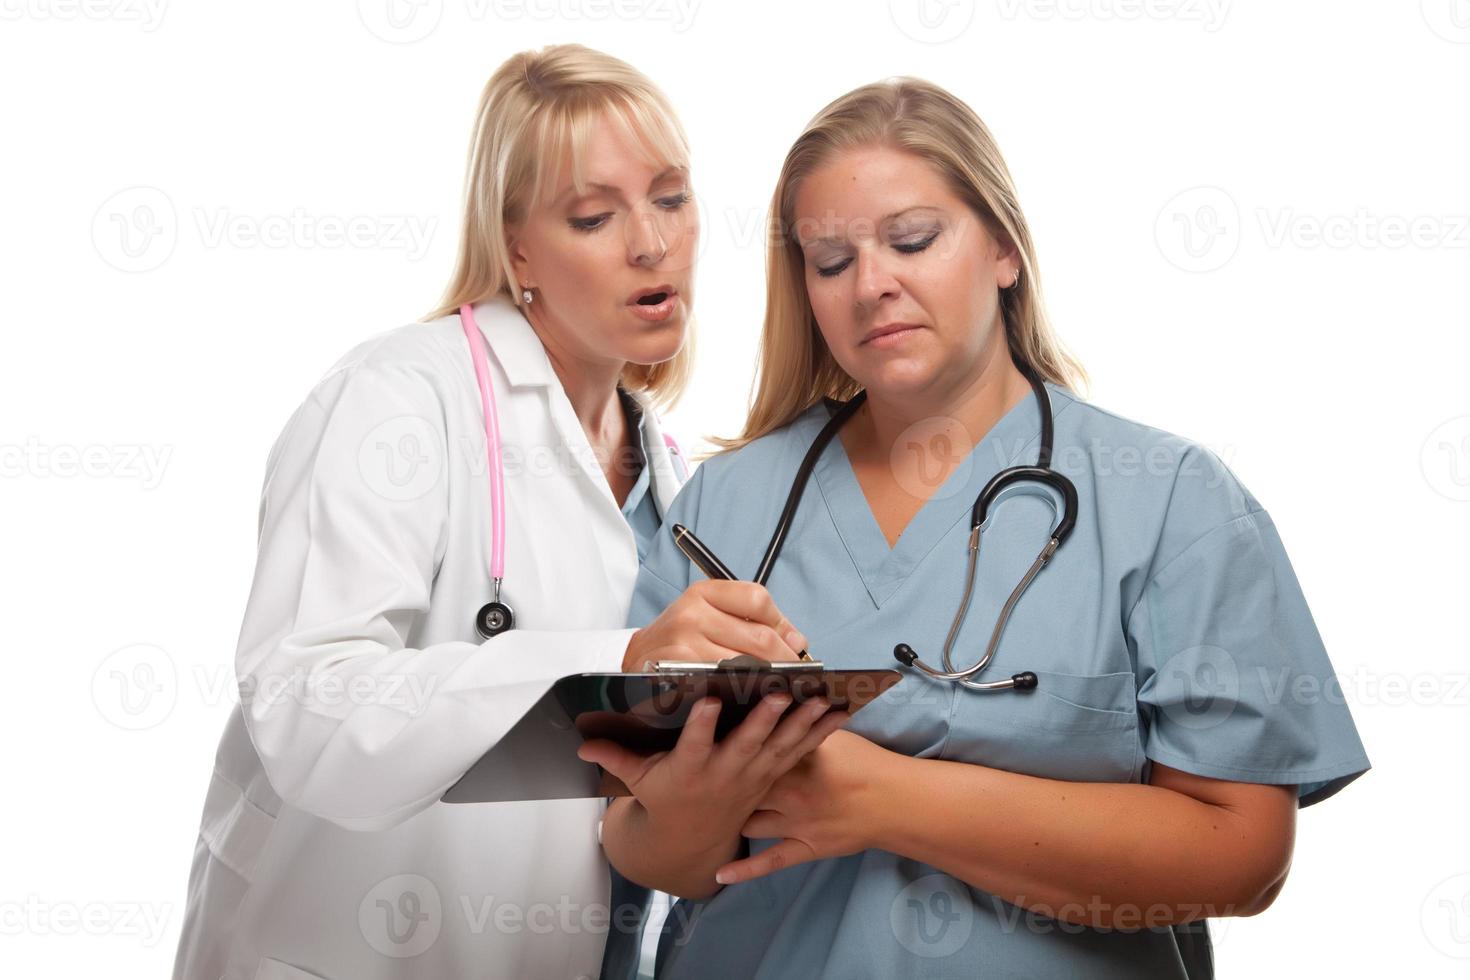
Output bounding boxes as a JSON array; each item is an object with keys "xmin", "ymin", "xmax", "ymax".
[{"xmin": 809, "ymin": 381, "xmax": 1070, "ymax": 609}]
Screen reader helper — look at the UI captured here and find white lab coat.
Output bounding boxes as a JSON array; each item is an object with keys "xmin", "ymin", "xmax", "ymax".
[{"xmin": 172, "ymin": 296, "xmax": 686, "ymax": 980}]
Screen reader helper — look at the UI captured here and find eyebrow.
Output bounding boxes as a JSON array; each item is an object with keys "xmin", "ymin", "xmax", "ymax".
[
  {"xmin": 555, "ymin": 166, "xmax": 687, "ymax": 207},
  {"xmin": 800, "ymin": 205, "xmax": 943, "ymax": 247}
]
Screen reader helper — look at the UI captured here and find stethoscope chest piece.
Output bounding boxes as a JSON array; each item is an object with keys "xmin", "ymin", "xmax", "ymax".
[{"xmin": 475, "ymin": 600, "xmax": 515, "ymax": 639}]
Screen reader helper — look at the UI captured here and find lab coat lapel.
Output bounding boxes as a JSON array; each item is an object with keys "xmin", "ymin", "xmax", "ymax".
[
  {"xmin": 469, "ymin": 297, "xmax": 639, "ymax": 605},
  {"xmin": 629, "ymin": 388, "xmax": 687, "ymax": 519}
]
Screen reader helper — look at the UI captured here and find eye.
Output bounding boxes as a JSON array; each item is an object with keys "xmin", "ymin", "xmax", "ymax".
[
  {"xmin": 815, "ymin": 257, "xmax": 853, "ymax": 279},
  {"xmin": 893, "ymin": 230, "xmax": 939, "ymax": 254},
  {"xmin": 568, "ymin": 213, "xmax": 612, "ymax": 233},
  {"xmin": 657, "ymin": 191, "xmax": 691, "ymax": 210}
]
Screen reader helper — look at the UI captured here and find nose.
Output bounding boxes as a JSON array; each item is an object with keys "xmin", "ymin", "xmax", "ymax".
[
  {"xmin": 626, "ymin": 206, "xmax": 668, "ymax": 267},
  {"xmin": 853, "ymin": 247, "xmax": 900, "ymax": 307}
]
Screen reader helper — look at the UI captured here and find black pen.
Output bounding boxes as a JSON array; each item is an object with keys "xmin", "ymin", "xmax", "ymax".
[{"xmin": 670, "ymin": 523, "xmax": 812, "ymax": 662}]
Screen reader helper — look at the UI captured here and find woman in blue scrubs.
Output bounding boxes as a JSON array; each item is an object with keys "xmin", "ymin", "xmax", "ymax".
[{"xmin": 588, "ymin": 77, "xmax": 1370, "ymax": 979}]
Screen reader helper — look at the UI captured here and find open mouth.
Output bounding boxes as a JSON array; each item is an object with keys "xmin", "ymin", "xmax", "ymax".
[{"xmin": 635, "ymin": 291, "xmax": 670, "ymax": 306}]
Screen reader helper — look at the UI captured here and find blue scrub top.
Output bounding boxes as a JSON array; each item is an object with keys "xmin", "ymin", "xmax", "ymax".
[
  {"xmin": 617, "ymin": 386, "xmax": 661, "ymax": 560},
  {"xmin": 618, "ymin": 383, "xmax": 1369, "ymax": 980}
]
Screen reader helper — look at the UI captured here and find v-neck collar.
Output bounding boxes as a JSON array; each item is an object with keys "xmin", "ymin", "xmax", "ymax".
[{"xmin": 807, "ymin": 382, "xmax": 1072, "ymax": 609}]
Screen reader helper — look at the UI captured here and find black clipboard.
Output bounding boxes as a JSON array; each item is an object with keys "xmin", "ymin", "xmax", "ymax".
[{"xmin": 441, "ymin": 658, "xmax": 901, "ymax": 803}]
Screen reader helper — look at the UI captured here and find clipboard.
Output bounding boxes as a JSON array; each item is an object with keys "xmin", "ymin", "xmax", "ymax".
[{"xmin": 441, "ymin": 657, "xmax": 901, "ymax": 804}]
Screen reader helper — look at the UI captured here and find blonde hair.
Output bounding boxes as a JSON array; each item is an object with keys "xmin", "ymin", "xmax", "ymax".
[
  {"xmin": 424, "ymin": 44, "xmax": 694, "ymax": 407},
  {"xmin": 713, "ymin": 77, "xmax": 1086, "ymax": 452}
]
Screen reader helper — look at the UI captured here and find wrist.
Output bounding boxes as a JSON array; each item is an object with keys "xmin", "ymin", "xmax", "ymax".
[
  {"xmin": 855, "ymin": 747, "xmax": 908, "ymax": 851},
  {"xmin": 621, "ymin": 629, "xmax": 651, "ymax": 673}
]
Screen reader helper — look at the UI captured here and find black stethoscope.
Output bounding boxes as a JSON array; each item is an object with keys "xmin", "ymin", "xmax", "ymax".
[{"xmin": 754, "ymin": 367, "xmax": 1078, "ymax": 693}]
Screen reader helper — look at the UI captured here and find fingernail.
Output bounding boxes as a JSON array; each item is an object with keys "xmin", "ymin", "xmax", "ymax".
[
  {"xmin": 715, "ymin": 870, "xmax": 734, "ymax": 885},
  {"xmin": 786, "ymin": 629, "xmax": 807, "ymax": 651}
]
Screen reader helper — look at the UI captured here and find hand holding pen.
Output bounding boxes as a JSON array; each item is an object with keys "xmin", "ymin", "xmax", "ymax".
[{"xmin": 671, "ymin": 523, "xmax": 814, "ymax": 662}]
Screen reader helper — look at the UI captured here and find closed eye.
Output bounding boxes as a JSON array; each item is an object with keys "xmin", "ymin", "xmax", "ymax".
[
  {"xmin": 568, "ymin": 212, "xmax": 613, "ymax": 232},
  {"xmin": 894, "ymin": 231, "xmax": 939, "ymax": 254},
  {"xmin": 814, "ymin": 232, "xmax": 941, "ymax": 278}
]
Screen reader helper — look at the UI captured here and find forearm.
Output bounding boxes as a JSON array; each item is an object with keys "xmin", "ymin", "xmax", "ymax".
[
  {"xmin": 867, "ymin": 755, "xmax": 1292, "ymax": 927},
  {"xmin": 601, "ymin": 798, "xmax": 741, "ymax": 900}
]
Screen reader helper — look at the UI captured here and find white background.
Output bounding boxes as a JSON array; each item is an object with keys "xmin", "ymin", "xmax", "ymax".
[{"xmin": 2, "ymin": 0, "xmax": 1468, "ymax": 976}]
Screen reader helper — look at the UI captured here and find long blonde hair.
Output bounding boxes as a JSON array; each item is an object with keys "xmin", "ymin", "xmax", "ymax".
[
  {"xmin": 425, "ymin": 44, "xmax": 695, "ymax": 408},
  {"xmin": 713, "ymin": 77, "xmax": 1086, "ymax": 452}
]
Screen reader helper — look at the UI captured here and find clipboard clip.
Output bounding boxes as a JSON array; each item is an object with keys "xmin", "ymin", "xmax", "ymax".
[{"xmin": 652, "ymin": 655, "xmax": 826, "ymax": 672}]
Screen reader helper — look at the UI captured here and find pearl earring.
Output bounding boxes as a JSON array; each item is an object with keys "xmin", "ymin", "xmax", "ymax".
[{"xmin": 521, "ymin": 287, "xmax": 533, "ymax": 304}]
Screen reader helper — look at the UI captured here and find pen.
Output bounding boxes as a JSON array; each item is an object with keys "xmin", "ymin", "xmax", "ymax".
[{"xmin": 670, "ymin": 523, "xmax": 812, "ymax": 662}]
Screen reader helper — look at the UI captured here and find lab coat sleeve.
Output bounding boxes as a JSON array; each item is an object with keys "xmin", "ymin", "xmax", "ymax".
[
  {"xmin": 1126, "ymin": 447, "xmax": 1370, "ymax": 807},
  {"xmin": 626, "ymin": 460, "xmax": 706, "ymax": 629},
  {"xmin": 236, "ymin": 363, "xmax": 637, "ymax": 832}
]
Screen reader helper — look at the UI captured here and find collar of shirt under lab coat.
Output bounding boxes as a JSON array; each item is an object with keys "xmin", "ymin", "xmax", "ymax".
[{"xmin": 467, "ymin": 295, "xmax": 686, "ymax": 526}]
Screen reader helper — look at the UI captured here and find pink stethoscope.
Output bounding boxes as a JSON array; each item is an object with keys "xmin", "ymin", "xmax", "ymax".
[{"xmin": 459, "ymin": 303, "xmax": 684, "ymax": 639}]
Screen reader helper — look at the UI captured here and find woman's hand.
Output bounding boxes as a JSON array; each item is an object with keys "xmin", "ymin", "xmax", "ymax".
[
  {"xmin": 712, "ymin": 729, "xmax": 897, "ymax": 885},
  {"xmin": 622, "ymin": 580, "xmax": 807, "ymax": 671},
  {"xmin": 578, "ymin": 693, "xmax": 851, "ymax": 856}
]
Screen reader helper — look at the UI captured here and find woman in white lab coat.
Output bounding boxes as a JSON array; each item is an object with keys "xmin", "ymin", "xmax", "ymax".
[{"xmin": 171, "ymin": 45, "xmax": 816, "ymax": 980}]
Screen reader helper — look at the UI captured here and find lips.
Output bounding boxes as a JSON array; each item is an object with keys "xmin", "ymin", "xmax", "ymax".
[
  {"xmin": 628, "ymin": 284, "xmax": 676, "ymax": 307},
  {"xmin": 861, "ymin": 322, "xmax": 923, "ymax": 345},
  {"xmin": 626, "ymin": 285, "xmax": 679, "ymax": 323}
]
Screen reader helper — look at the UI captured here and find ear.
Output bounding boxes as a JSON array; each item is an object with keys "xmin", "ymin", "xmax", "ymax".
[
  {"xmin": 506, "ymin": 224, "xmax": 534, "ymax": 290},
  {"xmin": 993, "ymin": 238, "xmax": 1021, "ymax": 289}
]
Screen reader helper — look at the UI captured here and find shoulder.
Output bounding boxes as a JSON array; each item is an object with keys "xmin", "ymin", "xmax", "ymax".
[
  {"xmin": 1048, "ymin": 385, "xmax": 1268, "ymax": 569},
  {"xmin": 312, "ymin": 310, "xmax": 471, "ymax": 397}
]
